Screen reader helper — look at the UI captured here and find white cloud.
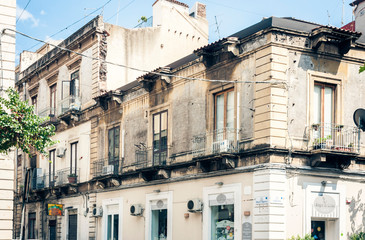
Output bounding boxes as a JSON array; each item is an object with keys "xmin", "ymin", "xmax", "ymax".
[
  {"xmin": 40, "ymin": 10, "xmax": 46, "ymax": 15},
  {"xmin": 16, "ymin": 5, "xmax": 39, "ymax": 27}
]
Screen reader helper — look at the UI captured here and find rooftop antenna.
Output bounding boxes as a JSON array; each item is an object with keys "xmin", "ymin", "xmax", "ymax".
[
  {"xmin": 327, "ymin": 10, "xmax": 331, "ymax": 26},
  {"xmin": 341, "ymin": 0, "xmax": 345, "ymax": 26},
  {"xmin": 116, "ymin": 0, "xmax": 121, "ymax": 25},
  {"xmin": 353, "ymin": 108, "xmax": 365, "ymax": 153},
  {"xmin": 214, "ymin": 16, "xmax": 221, "ymax": 39}
]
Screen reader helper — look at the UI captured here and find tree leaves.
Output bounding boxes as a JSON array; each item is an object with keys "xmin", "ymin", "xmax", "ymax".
[
  {"xmin": 360, "ymin": 64, "xmax": 365, "ymax": 73},
  {"xmin": 0, "ymin": 88, "xmax": 56, "ymax": 155}
]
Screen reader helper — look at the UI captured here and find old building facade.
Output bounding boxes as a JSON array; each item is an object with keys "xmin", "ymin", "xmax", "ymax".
[{"xmin": 14, "ymin": 0, "xmax": 365, "ymax": 240}]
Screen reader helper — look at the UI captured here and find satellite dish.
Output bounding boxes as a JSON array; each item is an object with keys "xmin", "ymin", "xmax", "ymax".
[{"xmin": 353, "ymin": 108, "xmax": 365, "ymax": 131}]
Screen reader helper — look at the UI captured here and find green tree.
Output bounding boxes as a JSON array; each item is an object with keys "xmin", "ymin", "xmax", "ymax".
[
  {"xmin": 360, "ymin": 64, "xmax": 365, "ymax": 73},
  {"xmin": 0, "ymin": 88, "xmax": 56, "ymax": 155}
]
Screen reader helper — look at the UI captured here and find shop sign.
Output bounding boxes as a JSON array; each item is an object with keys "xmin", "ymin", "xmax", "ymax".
[
  {"xmin": 313, "ymin": 195, "xmax": 336, "ymax": 214},
  {"xmin": 242, "ymin": 222, "xmax": 252, "ymax": 240},
  {"xmin": 48, "ymin": 204, "xmax": 63, "ymax": 216}
]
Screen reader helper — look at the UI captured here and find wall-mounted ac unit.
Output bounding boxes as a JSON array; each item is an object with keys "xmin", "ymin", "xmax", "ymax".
[
  {"xmin": 130, "ymin": 204, "xmax": 143, "ymax": 216},
  {"xmin": 69, "ymin": 103, "xmax": 80, "ymax": 111},
  {"xmin": 92, "ymin": 207, "xmax": 103, "ymax": 217},
  {"xmin": 213, "ymin": 140, "xmax": 234, "ymax": 153},
  {"xmin": 102, "ymin": 165, "xmax": 114, "ymax": 175},
  {"xmin": 187, "ymin": 199, "xmax": 203, "ymax": 212},
  {"xmin": 56, "ymin": 147, "xmax": 66, "ymax": 158}
]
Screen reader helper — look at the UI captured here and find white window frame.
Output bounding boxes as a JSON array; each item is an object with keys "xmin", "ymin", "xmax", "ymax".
[
  {"xmin": 203, "ymin": 183, "xmax": 242, "ymax": 240},
  {"xmin": 102, "ymin": 197, "xmax": 123, "ymax": 240},
  {"xmin": 145, "ymin": 191, "xmax": 173, "ymax": 240}
]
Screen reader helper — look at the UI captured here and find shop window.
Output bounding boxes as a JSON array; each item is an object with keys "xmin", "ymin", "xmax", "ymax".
[
  {"xmin": 311, "ymin": 221, "xmax": 325, "ymax": 240},
  {"xmin": 28, "ymin": 212, "xmax": 36, "ymax": 239},
  {"xmin": 106, "ymin": 204, "xmax": 119, "ymax": 240},
  {"xmin": 151, "ymin": 205, "xmax": 167, "ymax": 239},
  {"xmin": 153, "ymin": 111, "xmax": 168, "ymax": 165},
  {"xmin": 50, "ymin": 84, "xmax": 57, "ymax": 116},
  {"xmin": 146, "ymin": 192, "xmax": 172, "ymax": 240},
  {"xmin": 211, "ymin": 204, "xmax": 234, "ymax": 240}
]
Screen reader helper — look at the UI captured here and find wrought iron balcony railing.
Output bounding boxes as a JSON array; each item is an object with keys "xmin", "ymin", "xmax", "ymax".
[
  {"xmin": 192, "ymin": 128, "xmax": 240, "ymax": 158},
  {"xmin": 92, "ymin": 158, "xmax": 122, "ymax": 178},
  {"xmin": 135, "ymin": 146, "xmax": 172, "ymax": 169},
  {"xmin": 31, "ymin": 167, "xmax": 80, "ymax": 190},
  {"xmin": 310, "ymin": 123, "xmax": 359, "ymax": 153},
  {"xmin": 38, "ymin": 107, "xmax": 56, "ymax": 119},
  {"xmin": 58, "ymin": 95, "xmax": 81, "ymax": 115}
]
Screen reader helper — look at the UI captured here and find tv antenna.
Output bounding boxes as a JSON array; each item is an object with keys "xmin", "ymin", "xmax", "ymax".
[
  {"xmin": 214, "ymin": 16, "xmax": 221, "ymax": 39},
  {"xmin": 353, "ymin": 108, "xmax": 365, "ymax": 152},
  {"xmin": 327, "ymin": 10, "xmax": 331, "ymax": 26},
  {"xmin": 341, "ymin": 0, "xmax": 345, "ymax": 26}
]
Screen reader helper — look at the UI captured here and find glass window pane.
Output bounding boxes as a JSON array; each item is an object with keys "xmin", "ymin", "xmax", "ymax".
[
  {"xmin": 114, "ymin": 128, "xmax": 120, "ymax": 159},
  {"xmin": 226, "ymin": 91, "xmax": 234, "ymax": 129},
  {"xmin": 107, "ymin": 215, "xmax": 112, "ymax": 240},
  {"xmin": 151, "ymin": 209, "xmax": 167, "ymax": 240},
  {"xmin": 323, "ymin": 86, "xmax": 333, "ymax": 126},
  {"xmin": 313, "ymin": 85, "xmax": 321, "ymax": 124},
  {"xmin": 108, "ymin": 129, "xmax": 114, "ymax": 161},
  {"xmin": 154, "ymin": 114, "xmax": 160, "ymax": 134},
  {"xmin": 216, "ymin": 94, "xmax": 224, "ymax": 131},
  {"xmin": 161, "ymin": 112, "xmax": 167, "ymax": 131},
  {"xmin": 211, "ymin": 204, "xmax": 234, "ymax": 240},
  {"xmin": 113, "ymin": 214, "xmax": 119, "ymax": 240}
]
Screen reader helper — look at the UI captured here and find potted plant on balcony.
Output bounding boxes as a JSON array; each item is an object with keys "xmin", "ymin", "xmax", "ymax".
[
  {"xmin": 67, "ymin": 173, "xmax": 77, "ymax": 184},
  {"xmin": 311, "ymin": 123, "xmax": 320, "ymax": 131}
]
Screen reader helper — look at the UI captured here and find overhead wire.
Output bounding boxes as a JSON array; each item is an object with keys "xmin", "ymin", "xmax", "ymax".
[
  {"xmin": 23, "ymin": 0, "xmax": 112, "ymax": 53},
  {"xmin": 4, "ymin": 28, "xmax": 287, "ymax": 85},
  {"xmin": 16, "ymin": 0, "xmax": 32, "ymax": 23},
  {"xmin": 106, "ymin": 0, "xmax": 137, "ymax": 22}
]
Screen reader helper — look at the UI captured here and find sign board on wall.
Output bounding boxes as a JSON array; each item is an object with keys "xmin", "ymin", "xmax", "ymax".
[
  {"xmin": 242, "ymin": 222, "xmax": 252, "ymax": 240},
  {"xmin": 48, "ymin": 204, "xmax": 63, "ymax": 216}
]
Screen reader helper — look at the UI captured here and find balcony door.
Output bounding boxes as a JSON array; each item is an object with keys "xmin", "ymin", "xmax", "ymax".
[
  {"xmin": 108, "ymin": 127, "xmax": 120, "ymax": 174},
  {"xmin": 214, "ymin": 89, "xmax": 234, "ymax": 141},
  {"xmin": 313, "ymin": 83, "xmax": 335, "ymax": 138},
  {"xmin": 49, "ymin": 150, "xmax": 56, "ymax": 187},
  {"xmin": 153, "ymin": 111, "xmax": 168, "ymax": 166}
]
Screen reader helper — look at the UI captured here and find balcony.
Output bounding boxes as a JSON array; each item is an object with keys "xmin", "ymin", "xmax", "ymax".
[
  {"xmin": 38, "ymin": 107, "xmax": 56, "ymax": 119},
  {"xmin": 192, "ymin": 128, "xmax": 240, "ymax": 158},
  {"xmin": 135, "ymin": 146, "xmax": 172, "ymax": 169},
  {"xmin": 31, "ymin": 168, "xmax": 80, "ymax": 190},
  {"xmin": 92, "ymin": 158, "xmax": 122, "ymax": 178},
  {"xmin": 310, "ymin": 123, "xmax": 359, "ymax": 153},
  {"xmin": 58, "ymin": 95, "xmax": 81, "ymax": 116}
]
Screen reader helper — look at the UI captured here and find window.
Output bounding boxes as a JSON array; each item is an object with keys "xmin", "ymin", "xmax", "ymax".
[
  {"xmin": 68, "ymin": 210, "xmax": 77, "ymax": 240},
  {"xmin": 31, "ymin": 95, "xmax": 37, "ymax": 114},
  {"xmin": 70, "ymin": 71, "xmax": 80, "ymax": 98},
  {"xmin": 106, "ymin": 205, "xmax": 119, "ymax": 240},
  {"xmin": 108, "ymin": 127, "xmax": 120, "ymax": 173},
  {"xmin": 28, "ymin": 212, "xmax": 36, "ymax": 239},
  {"xmin": 311, "ymin": 221, "xmax": 325, "ymax": 240},
  {"xmin": 50, "ymin": 84, "xmax": 57, "ymax": 116},
  {"xmin": 70, "ymin": 142, "xmax": 78, "ymax": 176},
  {"xmin": 313, "ymin": 83, "xmax": 335, "ymax": 138},
  {"xmin": 151, "ymin": 207, "xmax": 167, "ymax": 239},
  {"xmin": 203, "ymin": 184, "xmax": 241, "ymax": 240},
  {"xmin": 49, "ymin": 150, "xmax": 56, "ymax": 187},
  {"xmin": 214, "ymin": 89, "xmax": 234, "ymax": 142},
  {"xmin": 146, "ymin": 191, "xmax": 172, "ymax": 240},
  {"xmin": 153, "ymin": 111, "xmax": 168, "ymax": 166}
]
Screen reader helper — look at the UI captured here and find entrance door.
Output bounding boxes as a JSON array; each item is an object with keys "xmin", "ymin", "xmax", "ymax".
[
  {"xmin": 49, "ymin": 220, "xmax": 56, "ymax": 240},
  {"xmin": 311, "ymin": 221, "xmax": 325, "ymax": 240},
  {"xmin": 69, "ymin": 213, "xmax": 77, "ymax": 240}
]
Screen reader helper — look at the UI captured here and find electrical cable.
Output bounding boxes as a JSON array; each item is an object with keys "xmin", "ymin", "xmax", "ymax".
[
  {"xmin": 24, "ymin": 0, "xmax": 112, "ymax": 52},
  {"xmin": 16, "ymin": 0, "xmax": 32, "ymax": 23},
  {"xmin": 4, "ymin": 28, "xmax": 287, "ymax": 85},
  {"xmin": 106, "ymin": 0, "xmax": 137, "ymax": 22}
]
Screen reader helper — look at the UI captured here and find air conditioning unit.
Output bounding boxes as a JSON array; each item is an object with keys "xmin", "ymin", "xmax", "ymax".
[
  {"xmin": 130, "ymin": 204, "xmax": 143, "ymax": 216},
  {"xmin": 69, "ymin": 102, "xmax": 80, "ymax": 111},
  {"xmin": 213, "ymin": 140, "xmax": 234, "ymax": 153},
  {"xmin": 56, "ymin": 147, "xmax": 66, "ymax": 158},
  {"xmin": 187, "ymin": 199, "xmax": 203, "ymax": 212},
  {"xmin": 102, "ymin": 165, "xmax": 114, "ymax": 175},
  {"xmin": 92, "ymin": 207, "xmax": 103, "ymax": 217}
]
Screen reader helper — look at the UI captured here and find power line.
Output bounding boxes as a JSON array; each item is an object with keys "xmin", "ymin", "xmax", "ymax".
[
  {"xmin": 16, "ymin": 0, "xmax": 32, "ymax": 23},
  {"xmin": 4, "ymin": 28, "xmax": 287, "ymax": 85},
  {"xmin": 24, "ymin": 0, "xmax": 112, "ymax": 52},
  {"xmin": 106, "ymin": 0, "xmax": 136, "ymax": 22}
]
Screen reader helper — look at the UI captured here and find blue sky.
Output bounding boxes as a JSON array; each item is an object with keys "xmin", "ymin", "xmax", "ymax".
[{"xmin": 15, "ymin": 0, "xmax": 355, "ymax": 62}]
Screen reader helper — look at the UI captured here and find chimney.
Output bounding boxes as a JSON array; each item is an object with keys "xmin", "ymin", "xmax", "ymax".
[
  {"xmin": 350, "ymin": 0, "xmax": 365, "ymax": 34},
  {"xmin": 189, "ymin": 2, "xmax": 206, "ymax": 19}
]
